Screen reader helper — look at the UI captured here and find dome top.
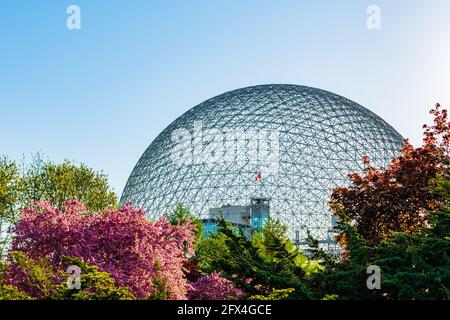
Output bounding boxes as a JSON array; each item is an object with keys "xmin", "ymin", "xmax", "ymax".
[{"xmin": 121, "ymin": 84, "xmax": 403, "ymax": 242}]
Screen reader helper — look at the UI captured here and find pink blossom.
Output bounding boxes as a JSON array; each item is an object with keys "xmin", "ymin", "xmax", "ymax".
[
  {"xmin": 7, "ymin": 200, "xmax": 195, "ymax": 299},
  {"xmin": 188, "ymin": 272, "xmax": 244, "ymax": 300}
]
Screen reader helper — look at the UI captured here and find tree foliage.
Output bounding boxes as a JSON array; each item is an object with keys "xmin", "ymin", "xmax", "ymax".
[
  {"xmin": 248, "ymin": 288, "xmax": 295, "ymax": 300},
  {"xmin": 1, "ymin": 105, "xmax": 449, "ymax": 300},
  {"xmin": 19, "ymin": 156, "xmax": 118, "ymax": 215},
  {"xmin": 196, "ymin": 219, "xmax": 316, "ymax": 299},
  {"xmin": 0, "ymin": 155, "xmax": 118, "ymax": 225},
  {"xmin": 51, "ymin": 256, "xmax": 134, "ymax": 300},
  {"xmin": 308, "ymin": 105, "xmax": 450, "ymax": 300},
  {"xmin": 0, "ymin": 156, "xmax": 21, "ymax": 257},
  {"xmin": 0, "ymin": 156, "xmax": 20, "ymax": 223},
  {"xmin": 0, "ymin": 284, "xmax": 33, "ymax": 300},
  {"xmin": 165, "ymin": 203, "xmax": 204, "ymax": 248},
  {"xmin": 1, "ymin": 252, "xmax": 133, "ymax": 300},
  {"xmin": 188, "ymin": 272, "xmax": 244, "ymax": 300},
  {"xmin": 330, "ymin": 104, "xmax": 450, "ymax": 245},
  {"xmin": 6, "ymin": 201, "xmax": 195, "ymax": 299},
  {"xmin": 309, "ymin": 183, "xmax": 450, "ymax": 300}
]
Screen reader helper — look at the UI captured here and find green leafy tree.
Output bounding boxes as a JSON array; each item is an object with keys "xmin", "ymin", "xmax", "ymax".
[
  {"xmin": 5, "ymin": 252, "xmax": 133, "ymax": 300},
  {"xmin": 196, "ymin": 231, "xmax": 231, "ymax": 275},
  {"xmin": 165, "ymin": 204, "xmax": 205, "ymax": 283},
  {"xmin": 196, "ymin": 219, "xmax": 315, "ymax": 299},
  {"xmin": 0, "ymin": 154, "xmax": 118, "ymax": 224},
  {"xmin": 0, "ymin": 252, "xmax": 33, "ymax": 300},
  {"xmin": 8, "ymin": 251, "xmax": 57, "ymax": 298},
  {"xmin": 252, "ymin": 219, "xmax": 322, "ymax": 276},
  {"xmin": 19, "ymin": 156, "xmax": 118, "ymax": 214},
  {"xmin": 0, "ymin": 156, "xmax": 20, "ymax": 223},
  {"xmin": 51, "ymin": 256, "xmax": 134, "ymax": 300},
  {"xmin": 248, "ymin": 288, "xmax": 294, "ymax": 300},
  {"xmin": 0, "ymin": 157, "xmax": 21, "ymax": 257},
  {"xmin": 0, "ymin": 284, "xmax": 33, "ymax": 300}
]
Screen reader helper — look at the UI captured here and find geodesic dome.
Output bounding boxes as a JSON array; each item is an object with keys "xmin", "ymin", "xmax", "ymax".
[{"xmin": 121, "ymin": 84, "xmax": 403, "ymax": 243}]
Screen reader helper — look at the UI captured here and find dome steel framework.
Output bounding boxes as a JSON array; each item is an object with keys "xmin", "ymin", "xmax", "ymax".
[{"xmin": 121, "ymin": 84, "xmax": 404, "ymax": 243}]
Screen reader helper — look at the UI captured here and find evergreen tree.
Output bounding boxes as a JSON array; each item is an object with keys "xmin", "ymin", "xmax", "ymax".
[{"xmin": 196, "ymin": 219, "xmax": 316, "ymax": 299}]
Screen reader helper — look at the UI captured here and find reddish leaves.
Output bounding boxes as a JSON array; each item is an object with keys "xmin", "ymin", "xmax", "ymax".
[
  {"xmin": 330, "ymin": 104, "xmax": 450, "ymax": 245},
  {"xmin": 188, "ymin": 272, "xmax": 244, "ymax": 300}
]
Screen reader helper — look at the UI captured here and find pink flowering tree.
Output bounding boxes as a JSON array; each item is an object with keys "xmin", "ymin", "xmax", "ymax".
[
  {"xmin": 188, "ymin": 272, "xmax": 245, "ymax": 300},
  {"xmin": 6, "ymin": 200, "xmax": 195, "ymax": 299}
]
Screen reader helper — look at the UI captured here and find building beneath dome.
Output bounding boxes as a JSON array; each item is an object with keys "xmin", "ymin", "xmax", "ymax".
[
  {"xmin": 121, "ymin": 84, "xmax": 404, "ymax": 245},
  {"xmin": 203, "ymin": 198, "xmax": 271, "ymax": 239}
]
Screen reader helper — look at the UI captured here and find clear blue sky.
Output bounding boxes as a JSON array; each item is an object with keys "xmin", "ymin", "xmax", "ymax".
[{"xmin": 1, "ymin": 0, "xmax": 449, "ymax": 195}]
